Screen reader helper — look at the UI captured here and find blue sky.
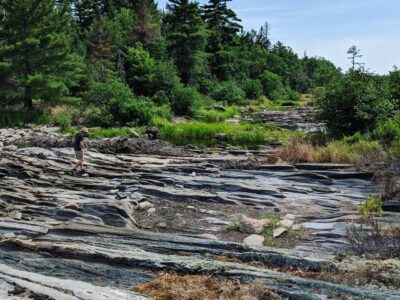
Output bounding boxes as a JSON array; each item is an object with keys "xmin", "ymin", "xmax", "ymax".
[{"xmin": 157, "ymin": 0, "xmax": 400, "ymax": 74}]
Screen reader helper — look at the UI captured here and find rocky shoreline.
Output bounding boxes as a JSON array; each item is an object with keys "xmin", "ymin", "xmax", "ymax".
[{"xmin": 0, "ymin": 128, "xmax": 399, "ymax": 299}]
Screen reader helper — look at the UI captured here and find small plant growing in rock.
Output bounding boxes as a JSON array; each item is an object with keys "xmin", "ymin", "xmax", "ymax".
[
  {"xmin": 357, "ymin": 194, "xmax": 383, "ymax": 217},
  {"xmin": 347, "ymin": 194, "xmax": 400, "ymax": 259},
  {"xmin": 227, "ymin": 216, "xmax": 243, "ymax": 232},
  {"xmin": 261, "ymin": 215, "xmax": 281, "ymax": 235}
]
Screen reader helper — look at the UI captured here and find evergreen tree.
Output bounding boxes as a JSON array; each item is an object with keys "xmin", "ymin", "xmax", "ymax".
[
  {"xmin": 71, "ymin": 0, "xmax": 131, "ymax": 31},
  {"xmin": 131, "ymin": 0, "xmax": 161, "ymax": 47},
  {"xmin": 86, "ymin": 11, "xmax": 114, "ymax": 82},
  {"xmin": 201, "ymin": 0, "xmax": 242, "ymax": 80},
  {"xmin": 164, "ymin": 0, "xmax": 208, "ymax": 85},
  {"xmin": 0, "ymin": 0, "xmax": 79, "ymax": 108},
  {"xmin": 202, "ymin": 0, "xmax": 242, "ymax": 45},
  {"xmin": 347, "ymin": 45, "xmax": 364, "ymax": 70},
  {"xmin": 256, "ymin": 22, "xmax": 271, "ymax": 50}
]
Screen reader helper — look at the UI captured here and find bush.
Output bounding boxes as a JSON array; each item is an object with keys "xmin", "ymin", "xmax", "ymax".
[
  {"xmin": 212, "ymin": 81, "xmax": 245, "ymax": 104},
  {"xmin": 259, "ymin": 71, "xmax": 284, "ymax": 99},
  {"xmin": 170, "ymin": 85, "xmax": 202, "ymax": 116},
  {"xmin": 372, "ymin": 114, "xmax": 400, "ymax": 149},
  {"xmin": 315, "ymin": 70, "xmax": 397, "ymax": 137},
  {"xmin": 85, "ymin": 77, "xmax": 154, "ymax": 126},
  {"xmin": 54, "ymin": 114, "xmax": 72, "ymax": 132},
  {"xmin": 125, "ymin": 44, "xmax": 156, "ymax": 96},
  {"xmin": 195, "ymin": 77, "xmax": 220, "ymax": 96},
  {"xmin": 154, "ymin": 104, "xmax": 172, "ymax": 120},
  {"xmin": 243, "ymin": 79, "xmax": 263, "ymax": 99}
]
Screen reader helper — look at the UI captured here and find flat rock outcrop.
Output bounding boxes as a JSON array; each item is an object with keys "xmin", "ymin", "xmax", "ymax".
[{"xmin": 0, "ymin": 130, "xmax": 398, "ymax": 299}]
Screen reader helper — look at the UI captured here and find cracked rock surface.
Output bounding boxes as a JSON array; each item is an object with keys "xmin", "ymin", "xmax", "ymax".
[{"xmin": 0, "ymin": 131, "xmax": 399, "ymax": 299}]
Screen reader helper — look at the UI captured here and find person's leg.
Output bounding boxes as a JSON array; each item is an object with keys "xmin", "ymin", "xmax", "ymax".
[{"xmin": 73, "ymin": 151, "xmax": 84, "ymax": 171}]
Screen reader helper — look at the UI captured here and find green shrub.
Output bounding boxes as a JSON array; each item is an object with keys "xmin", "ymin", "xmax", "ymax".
[
  {"xmin": 372, "ymin": 115, "xmax": 400, "ymax": 148},
  {"xmin": 212, "ymin": 81, "xmax": 245, "ymax": 104},
  {"xmin": 154, "ymin": 104, "xmax": 172, "ymax": 120},
  {"xmin": 243, "ymin": 79, "xmax": 263, "ymax": 100},
  {"xmin": 196, "ymin": 77, "xmax": 220, "ymax": 96},
  {"xmin": 259, "ymin": 71, "xmax": 284, "ymax": 99},
  {"xmin": 358, "ymin": 195, "xmax": 383, "ymax": 218},
  {"xmin": 315, "ymin": 70, "xmax": 397, "ymax": 137},
  {"xmin": 152, "ymin": 90, "xmax": 170, "ymax": 105},
  {"xmin": 54, "ymin": 114, "xmax": 72, "ymax": 132},
  {"xmin": 85, "ymin": 77, "xmax": 154, "ymax": 126},
  {"xmin": 125, "ymin": 44, "xmax": 156, "ymax": 96},
  {"xmin": 170, "ymin": 85, "xmax": 202, "ymax": 116}
]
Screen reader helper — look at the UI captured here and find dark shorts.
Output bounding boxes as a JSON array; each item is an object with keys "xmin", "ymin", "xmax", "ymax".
[{"xmin": 74, "ymin": 150, "xmax": 84, "ymax": 161}]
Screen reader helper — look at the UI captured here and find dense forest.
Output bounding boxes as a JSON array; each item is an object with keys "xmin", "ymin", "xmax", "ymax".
[{"xmin": 0, "ymin": 0, "xmax": 399, "ymax": 151}]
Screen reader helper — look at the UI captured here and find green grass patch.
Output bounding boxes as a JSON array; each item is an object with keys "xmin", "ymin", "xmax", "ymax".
[
  {"xmin": 152, "ymin": 117, "xmax": 301, "ymax": 147},
  {"xmin": 88, "ymin": 127, "xmax": 145, "ymax": 139},
  {"xmin": 0, "ymin": 110, "xmax": 52, "ymax": 128},
  {"xmin": 195, "ymin": 106, "xmax": 240, "ymax": 123}
]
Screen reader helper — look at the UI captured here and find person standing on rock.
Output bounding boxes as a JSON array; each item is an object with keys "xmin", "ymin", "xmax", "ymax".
[{"xmin": 73, "ymin": 127, "xmax": 89, "ymax": 173}]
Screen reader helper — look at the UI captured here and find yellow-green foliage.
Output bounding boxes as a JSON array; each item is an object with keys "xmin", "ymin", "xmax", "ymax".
[{"xmin": 358, "ymin": 195, "xmax": 383, "ymax": 218}]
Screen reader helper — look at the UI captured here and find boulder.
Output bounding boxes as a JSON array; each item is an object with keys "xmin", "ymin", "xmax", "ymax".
[
  {"xmin": 279, "ymin": 219, "xmax": 294, "ymax": 229},
  {"xmin": 138, "ymin": 201, "xmax": 154, "ymax": 211},
  {"xmin": 10, "ymin": 212, "xmax": 22, "ymax": 220},
  {"xmin": 273, "ymin": 227, "xmax": 287, "ymax": 238},
  {"xmin": 147, "ymin": 207, "xmax": 156, "ymax": 215},
  {"xmin": 243, "ymin": 234, "xmax": 265, "ymax": 246},
  {"xmin": 240, "ymin": 217, "xmax": 270, "ymax": 234}
]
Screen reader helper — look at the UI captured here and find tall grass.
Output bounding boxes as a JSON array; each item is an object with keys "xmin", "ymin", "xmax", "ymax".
[
  {"xmin": 88, "ymin": 127, "xmax": 145, "ymax": 139},
  {"xmin": 276, "ymin": 138, "xmax": 385, "ymax": 164},
  {"xmin": 152, "ymin": 117, "xmax": 301, "ymax": 146},
  {"xmin": 195, "ymin": 106, "xmax": 240, "ymax": 123},
  {"xmin": 0, "ymin": 110, "xmax": 52, "ymax": 128}
]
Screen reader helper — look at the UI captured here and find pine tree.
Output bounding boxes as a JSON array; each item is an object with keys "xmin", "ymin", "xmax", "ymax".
[
  {"xmin": 131, "ymin": 0, "xmax": 161, "ymax": 47},
  {"xmin": 347, "ymin": 45, "xmax": 364, "ymax": 70},
  {"xmin": 202, "ymin": 0, "xmax": 242, "ymax": 45},
  {"xmin": 86, "ymin": 11, "xmax": 114, "ymax": 82},
  {"xmin": 71, "ymin": 0, "xmax": 131, "ymax": 31},
  {"xmin": 0, "ymin": 0, "xmax": 79, "ymax": 108},
  {"xmin": 164, "ymin": 0, "xmax": 208, "ymax": 85},
  {"xmin": 201, "ymin": 0, "xmax": 242, "ymax": 80}
]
